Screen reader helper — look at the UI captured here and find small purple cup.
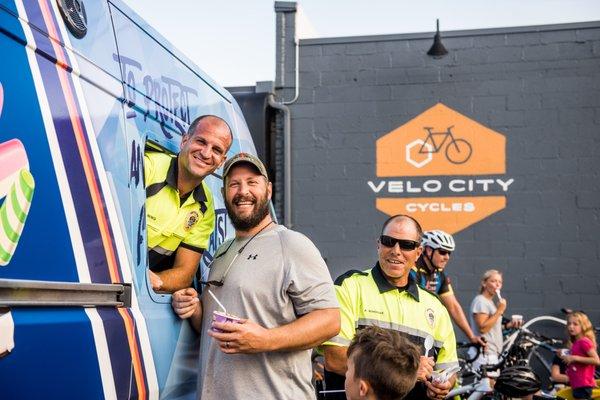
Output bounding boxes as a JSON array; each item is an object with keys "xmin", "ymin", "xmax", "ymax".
[{"xmin": 211, "ymin": 311, "xmax": 243, "ymax": 332}]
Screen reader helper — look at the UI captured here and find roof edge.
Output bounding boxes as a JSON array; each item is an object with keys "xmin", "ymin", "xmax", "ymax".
[{"xmin": 300, "ymin": 20, "xmax": 600, "ymax": 46}]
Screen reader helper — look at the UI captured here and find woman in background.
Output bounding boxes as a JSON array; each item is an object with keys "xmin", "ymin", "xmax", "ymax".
[{"xmin": 469, "ymin": 269, "xmax": 521, "ymax": 369}]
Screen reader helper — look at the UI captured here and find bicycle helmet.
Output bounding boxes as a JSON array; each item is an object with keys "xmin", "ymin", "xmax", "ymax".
[
  {"xmin": 421, "ymin": 230, "xmax": 455, "ymax": 251},
  {"xmin": 494, "ymin": 366, "xmax": 541, "ymax": 397}
]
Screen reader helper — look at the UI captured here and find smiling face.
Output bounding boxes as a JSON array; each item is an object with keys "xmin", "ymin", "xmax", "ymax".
[
  {"xmin": 224, "ymin": 163, "xmax": 272, "ymax": 232},
  {"xmin": 426, "ymin": 247, "xmax": 451, "ymax": 270},
  {"xmin": 179, "ymin": 116, "xmax": 232, "ymax": 181},
  {"xmin": 377, "ymin": 217, "xmax": 422, "ymax": 287}
]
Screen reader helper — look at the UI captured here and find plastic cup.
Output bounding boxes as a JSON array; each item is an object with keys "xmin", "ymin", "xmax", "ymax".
[
  {"xmin": 211, "ymin": 310, "xmax": 243, "ymax": 332},
  {"xmin": 511, "ymin": 314, "xmax": 523, "ymax": 324},
  {"xmin": 560, "ymin": 349, "xmax": 570, "ymax": 356}
]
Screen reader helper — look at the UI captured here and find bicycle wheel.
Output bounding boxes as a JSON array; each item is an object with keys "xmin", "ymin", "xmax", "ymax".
[{"xmin": 446, "ymin": 139, "xmax": 472, "ymax": 164}]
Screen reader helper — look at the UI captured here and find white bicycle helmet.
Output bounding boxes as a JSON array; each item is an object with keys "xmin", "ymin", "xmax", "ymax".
[{"xmin": 421, "ymin": 230, "xmax": 455, "ymax": 252}]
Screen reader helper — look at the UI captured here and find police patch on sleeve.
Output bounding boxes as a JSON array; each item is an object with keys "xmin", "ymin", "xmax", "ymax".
[{"xmin": 184, "ymin": 211, "xmax": 199, "ymax": 231}]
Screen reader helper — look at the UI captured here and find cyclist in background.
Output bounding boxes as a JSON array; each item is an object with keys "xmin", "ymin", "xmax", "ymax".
[{"xmin": 412, "ymin": 230, "xmax": 486, "ymax": 347}]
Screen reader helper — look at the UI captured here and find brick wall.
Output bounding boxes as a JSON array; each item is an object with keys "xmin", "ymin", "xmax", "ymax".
[{"xmin": 277, "ymin": 19, "xmax": 600, "ymax": 326}]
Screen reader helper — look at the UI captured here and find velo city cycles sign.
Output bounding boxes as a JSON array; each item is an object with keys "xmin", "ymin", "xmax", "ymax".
[{"xmin": 369, "ymin": 103, "xmax": 514, "ymax": 234}]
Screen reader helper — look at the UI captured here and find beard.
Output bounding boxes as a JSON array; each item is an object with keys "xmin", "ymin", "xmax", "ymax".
[{"xmin": 225, "ymin": 193, "xmax": 271, "ymax": 232}]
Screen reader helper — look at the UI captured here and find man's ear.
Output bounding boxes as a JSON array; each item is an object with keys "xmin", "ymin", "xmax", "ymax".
[
  {"xmin": 267, "ymin": 181, "xmax": 273, "ymax": 200},
  {"xmin": 359, "ymin": 379, "xmax": 370, "ymax": 397},
  {"xmin": 180, "ymin": 133, "xmax": 189, "ymax": 150},
  {"xmin": 425, "ymin": 246, "xmax": 433, "ymax": 257}
]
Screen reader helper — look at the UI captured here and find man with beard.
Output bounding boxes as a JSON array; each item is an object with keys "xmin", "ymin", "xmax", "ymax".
[
  {"xmin": 171, "ymin": 152, "xmax": 340, "ymax": 399},
  {"xmin": 145, "ymin": 115, "xmax": 232, "ymax": 293}
]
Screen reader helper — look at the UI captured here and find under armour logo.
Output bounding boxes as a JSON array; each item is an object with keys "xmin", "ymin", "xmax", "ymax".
[{"xmin": 247, "ymin": 254, "xmax": 258, "ymax": 260}]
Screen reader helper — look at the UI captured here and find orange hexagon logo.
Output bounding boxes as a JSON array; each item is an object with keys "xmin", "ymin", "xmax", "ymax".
[{"xmin": 371, "ymin": 103, "xmax": 513, "ymax": 234}]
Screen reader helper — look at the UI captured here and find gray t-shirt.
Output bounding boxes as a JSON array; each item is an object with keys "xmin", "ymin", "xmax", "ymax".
[
  {"xmin": 198, "ymin": 224, "xmax": 339, "ymax": 400},
  {"xmin": 469, "ymin": 294, "xmax": 503, "ymax": 356}
]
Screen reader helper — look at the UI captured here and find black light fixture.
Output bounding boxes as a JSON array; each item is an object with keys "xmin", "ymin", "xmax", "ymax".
[{"xmin": 427, "ymin": 19, "xmax": 448, "ymax": 58}]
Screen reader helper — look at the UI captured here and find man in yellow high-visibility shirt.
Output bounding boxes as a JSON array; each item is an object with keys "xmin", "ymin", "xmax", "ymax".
[
  {"xmin": 323, "ymin": 214, "xmax": 458, "ymax": 400},
  {"xmin": 145, "ymin": 115, "xmax": 232, "ymax": 293}
]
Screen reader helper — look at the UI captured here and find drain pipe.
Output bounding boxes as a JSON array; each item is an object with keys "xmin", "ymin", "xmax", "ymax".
[{"xmin": 267, "ymin": 94, "xmax": 292, "ymax": 228}]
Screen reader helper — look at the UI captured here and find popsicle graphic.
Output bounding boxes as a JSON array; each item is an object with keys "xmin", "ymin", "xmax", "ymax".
[
  {"xmin": 0, "ymin": 139, "xmax": 34, "ymax": 266},
  {"xmin": 0, "ymin": 308, "xmax": 14, "ymax": 356}
]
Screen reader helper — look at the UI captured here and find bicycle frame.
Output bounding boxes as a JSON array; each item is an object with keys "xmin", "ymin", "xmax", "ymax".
[
  {"xmin": 419, "ymin": 126, "xmax": 456, "ymax": 154},
  {"xmin": 502, "ymin": 316, "xmax": 566, "ymax": 352},
  {"xmin": 449, "ymin": 316, "xmax": 567, "ymax": 400},
  {"xmin": 446, "ymin": 375, "xmax": 494, "ymax": 400}
]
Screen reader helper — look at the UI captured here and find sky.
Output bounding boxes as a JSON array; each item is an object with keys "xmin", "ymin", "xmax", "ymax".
[{"xmin": 122, "ymin": 0, "xmax": 600, "ymax": 87}]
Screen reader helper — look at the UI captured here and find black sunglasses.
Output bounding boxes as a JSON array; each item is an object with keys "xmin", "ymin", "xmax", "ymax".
[
  {"xmin": 379, "ymin": 235, "xmax": 420, "ymax": 251},
  {"xmin": 437, "ymin": 249, "xmax": 452, "ymax": 256}
]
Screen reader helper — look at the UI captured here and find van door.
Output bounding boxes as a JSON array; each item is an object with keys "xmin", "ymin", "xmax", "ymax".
[{"xmin": 0, "ymin": 0, "xmax": 149, "ymax": 398}]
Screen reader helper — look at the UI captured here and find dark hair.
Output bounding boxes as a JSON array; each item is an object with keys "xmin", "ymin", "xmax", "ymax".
[
  {"xmin": 348, "ymin": 326, "xmax": 420, "ymax": 400},
  {"xmin": 380, "ymin": 214, "xmax": 423, "ymax": 242},
  {"xmin": 186, "ymin": 115, "xmax": 233, "ymax": 148}
]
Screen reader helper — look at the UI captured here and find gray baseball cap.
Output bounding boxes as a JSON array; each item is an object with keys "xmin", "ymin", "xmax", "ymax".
[{"xmin": 222, "ymin": 152, "xmax": 269, "ymax": 180}]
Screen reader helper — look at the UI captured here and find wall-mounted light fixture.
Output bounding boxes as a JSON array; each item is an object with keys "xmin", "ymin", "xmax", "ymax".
[{"xmin": 427, "ymin": 19, "xmax": 448, "ymax": 58}]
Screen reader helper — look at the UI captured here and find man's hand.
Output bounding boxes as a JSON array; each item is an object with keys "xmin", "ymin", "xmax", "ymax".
[
  {"xmin": 425, "ymin": 377, "xmax": 453, "ymax": 400},
  {"xmin": 470, "ymin": 335, "xmax": 487, "ymax": 350},
  {"xmin": 208, "ymin": 318, "xmax": 273, "ymax": 354},
  {"xmin": 171, "ymin": 288, "xmax": 200, "ymax": 319},
  {"xmin": 416, "ymin": 356, "xmax": 435, "ymax": 382},
  {"xmin": 149, "ymin": 270, "xmax": 163, "ymax": 291}
]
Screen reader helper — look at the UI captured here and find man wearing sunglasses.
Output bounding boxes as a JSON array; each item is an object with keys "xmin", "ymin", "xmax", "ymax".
[
  {"xmin": 413, "ymin": 230, "xmax": 485, "ymax": 348},
  {"xmin": 171, "ymin": 152, "xmax": 340, "ymax": 400},
  {"xmin": 322, "ymin": 215, "xmax": 458, "ymax": 400}
]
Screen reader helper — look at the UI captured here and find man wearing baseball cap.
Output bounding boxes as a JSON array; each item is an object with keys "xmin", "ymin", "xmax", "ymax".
[{"xmin": 171, "ymin": 152, "xmax": 340, "ymax": 399}]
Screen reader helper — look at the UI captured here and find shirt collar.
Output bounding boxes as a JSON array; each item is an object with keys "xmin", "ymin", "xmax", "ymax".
[
  {"xmin": 167, "ymin": 156, "xmax": 208, "ymax": 203},
  {"xmin": 371, "ymin": 262, "xmax": 420, "ymax": 301}
]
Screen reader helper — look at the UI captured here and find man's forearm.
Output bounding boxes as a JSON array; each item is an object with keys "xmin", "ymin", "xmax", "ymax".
[
  {"xmin": 442, "ymin": 295, "xmax": 476, "ymax": 340},
  {"xmin": 267, "ymin": 308, "xmax": 340, "ymax": 352},
  {"xmin": 189, "ymin": 303, "xmax": 202, "ymax": 333},
  {"xmin": 450, "ymin": 304, "xmax": 476, "ymax": 339},
  {"xmin": 156, "ymin": 268, "xmax": 194, "ymax": 293}
]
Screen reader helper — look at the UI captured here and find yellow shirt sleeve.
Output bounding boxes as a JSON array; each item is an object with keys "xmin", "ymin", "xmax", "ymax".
[
  {"xmin": 434, "ymin": 304, "xmax": 459, "ymax": 369},
  {"xmin": 323, "ymin": 278, "xmax": 358, "ymax": 347}
]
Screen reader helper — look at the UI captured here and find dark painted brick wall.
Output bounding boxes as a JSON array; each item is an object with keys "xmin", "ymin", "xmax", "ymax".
[{"xmin": 279, "ymin": 21, "xmax": 600, "ymax": 329}]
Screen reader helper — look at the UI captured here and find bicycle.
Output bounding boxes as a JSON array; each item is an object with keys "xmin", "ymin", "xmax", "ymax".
[
  {"xmin": 419, "ymin": 125, "xmax": 473, "ymax": 164},
  {"xmin": 448, "ymin": 315, "xmax": 567, "ymax": 400}
]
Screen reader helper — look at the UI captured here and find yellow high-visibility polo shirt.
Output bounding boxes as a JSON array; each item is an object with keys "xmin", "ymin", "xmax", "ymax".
[
  {"xmin": 144, "ymin": 152, "xmax": 215, "ymax": 271},
  {"xmin": 325, "ymin": 263, "xmax": 458, "ymax": 370}
]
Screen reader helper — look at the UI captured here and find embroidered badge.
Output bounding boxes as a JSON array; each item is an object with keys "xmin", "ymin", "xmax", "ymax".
[
  {"xmin": 426, "ymin": 308, "xmax": 435, "ymax": 328},
  {"xmin": 184, "ymin": 211, "xmax": 199, "ymax": 231}
]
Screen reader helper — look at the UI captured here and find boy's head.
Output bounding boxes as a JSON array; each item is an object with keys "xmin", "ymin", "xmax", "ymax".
[{"xmin": 345, "ymin": 326, "xmax": 420, "ymax": 400}]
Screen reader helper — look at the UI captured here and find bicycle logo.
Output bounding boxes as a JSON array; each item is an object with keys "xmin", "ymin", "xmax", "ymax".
[{"xmin": 405, "ymin": 126, "xmax": 473, "ymax": 168}]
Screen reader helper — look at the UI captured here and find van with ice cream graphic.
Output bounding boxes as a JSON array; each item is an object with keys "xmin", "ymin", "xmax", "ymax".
[{"xmin": 0, "ymin": 1, "xmax": 259, "ymax": 398}]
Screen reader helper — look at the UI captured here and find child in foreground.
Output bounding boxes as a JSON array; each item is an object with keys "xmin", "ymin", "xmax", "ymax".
[
  {"xmin": 345, "ymin": 326, "xmax": 420, "ymax": 400},
  {"xmin": 557, "ymin": 311, "xmax": 600, "ymax": 399}
]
